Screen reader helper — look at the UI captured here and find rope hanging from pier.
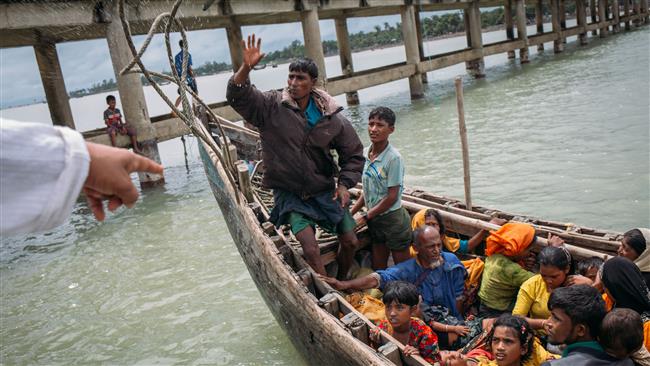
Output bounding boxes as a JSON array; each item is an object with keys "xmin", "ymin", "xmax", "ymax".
[{"xmin": 116, "ymin": 0, "xmax": 242, "ymax": 203}]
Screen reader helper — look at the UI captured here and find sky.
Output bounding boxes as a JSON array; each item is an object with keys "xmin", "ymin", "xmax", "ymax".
[{"xmin": 0, "ymin": 14, "xmax": 416, "ymax": 109}]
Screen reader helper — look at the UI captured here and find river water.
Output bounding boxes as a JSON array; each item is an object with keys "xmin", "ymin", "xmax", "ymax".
[{"xmin": 1, "ymin": 25, "xmax": 648, "ymax": 365}]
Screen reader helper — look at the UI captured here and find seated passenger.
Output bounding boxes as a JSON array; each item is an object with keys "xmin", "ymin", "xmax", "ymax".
[
  {"xmin": 478, "ymin": 223, "xmax": 536, "ymax": 318},
  {"xmin": 350, "ymin": 107, "xmax": 412, "ymax": 269},
  {"xmin": 440, "ymin": 314, "xmax": 557, "ymax": 366},
  {"xmin": 542, "ymin": 285, "xmax": 633, "ymax": 366},
  {"xmin": 323, "ymin": 226, "xmax": 466, "ymax": 319},
  {"xmin": 600, "ymin": 308, "xmax": 650, "ymax": 365},
  {"xmin": 323, "ymin": 226, "xmax": 483, "ymax": 349},
  {"xmin": 370, "ymin": 281, "xmax": 441, "ymax": 364},
  {"xmin": 575, "ymin": 256, "xmax": 604, "ymax": 283},
  {"xmin": 512, "ymin": 245, "xmax": 572, "ymax": 331},
  {"xmin": 485, "ymin": 314, "xmax": 534, "ymax": 366},
  {"xmin": 411, "ymin": 208, "xmax": 506, "ymax": 254},
  {"xmin": 617, "ymin": 228, "xmax": 650, "ymax": 287},
  {"xmin": 601, "ymin": 257, "xmax": 650, "ymax": 351}
]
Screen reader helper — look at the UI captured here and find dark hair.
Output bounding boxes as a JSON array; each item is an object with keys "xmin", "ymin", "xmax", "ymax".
[
  {"xmin": 548, "ymin": 285, "xmax": 606, "ymax": 339},
  {"xmin": 288, "ymin": 58, "xmax": 318, "ymax": 79},
  {"xmin": 600, "ymin": 308, "xmax": 644, "ymax": 355},
  {"xmin": 369, "ymin": 107, "xmax": 396, "ymax": 126},
  {"xmin": 487, "ymin": 314, "xmax": 534, "ymax": 363},
  {"xmin": 423, "ymin": 209, "xmax": 446, "ymax": 237},
  {"xmin": 601, "ymin": 257, "xmax": 650, "ymax": 313},
  {"xmin": 538, "ymin": 246, "xmax": 573, "ymax": 272},
  {"xmin": 575, "ymin": 256, "xmax": 604, "ymax": 276},
  {"xmin": 382, "ymin": 281, "xmax": 419, "ymax": 307},
  {"xmin": 106, "ymin": 95, "xmax": 116, "ymax": 103},
  {"xmin": 179, "ymin": 39, "xmax": 184, "ymax": 48},
  {"xmin": 623, "ymin": 228, "xmax": 646, "ymax": 256}
]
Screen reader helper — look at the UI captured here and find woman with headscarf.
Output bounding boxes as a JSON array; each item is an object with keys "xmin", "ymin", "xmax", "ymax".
[
  {"xmin": 618, "ymin": 228, "xmax": 650, "ymax": 287},
  {"xmin": 601, "ymin": 256, "xmax": 650, "ymax": 351},
  {"xmin": 477, "ymin": 223, "xmax": 537, "ymax": 318}
]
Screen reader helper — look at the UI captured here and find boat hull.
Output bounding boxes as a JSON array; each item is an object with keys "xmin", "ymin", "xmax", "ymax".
[{"xmin": 198, "ymin": 141, "xmax": 391, "ymax": 365}]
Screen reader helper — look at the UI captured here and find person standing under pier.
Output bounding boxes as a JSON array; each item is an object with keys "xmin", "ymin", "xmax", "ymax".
[{"xmin": 226, "ymin": 34, "xmax": 364, "ymax": 278}]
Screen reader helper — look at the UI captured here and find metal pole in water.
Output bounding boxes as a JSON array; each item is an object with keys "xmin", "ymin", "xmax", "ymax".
[{"xmin": 455, "ymin": 77, "xmax": 472, "ymax": 211}]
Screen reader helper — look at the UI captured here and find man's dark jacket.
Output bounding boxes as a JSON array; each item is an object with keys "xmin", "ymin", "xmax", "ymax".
[{"xmin": 227, "ymin": 77, "xmax": 364, "ymax": 198}]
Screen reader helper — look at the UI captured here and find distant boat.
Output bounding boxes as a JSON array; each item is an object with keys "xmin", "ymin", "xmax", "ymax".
[
  {"xmin": 253, "ymin": 64, "xmax": 267, "ymax": 70},
  {"xmin": 270, "ymin": 62, "xmax": 278, "ymax": 68}
]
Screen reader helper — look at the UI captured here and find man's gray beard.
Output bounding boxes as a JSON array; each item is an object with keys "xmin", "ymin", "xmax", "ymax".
[{"xmin": 428, "ymin": 257, "xmax": 444, "ymax": 270}]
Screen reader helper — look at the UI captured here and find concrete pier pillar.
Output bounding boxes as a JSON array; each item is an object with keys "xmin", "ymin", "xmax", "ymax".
[
  {"xmin": 226, "ymin": 20, "xmax": 244, "ymax": 72},
  {"xmin": 536, "ymin": 0, "xmax": 545, "ymax": 51},
  {"xmin": 598, "ymin": 0, "xmax": 609, "ymax": 36},
  {"xmin": 33, "ymin": 36, "xmax": 75, "ymax": 129},
  {"xmin": 400, "ymin": 4, "xmax": 425, "ymax": 99},
  {"xmin": 590, "ymin": 0, "xmax": 599, "ymax": 35},
  {"xmin": 414, "ymin": 8, "xmax": 429, "ymax": 84},
  {"xmin": 560, "ymin": 0, "xmax": 568, "ymax": 43},
  {"xmin": 106, "ymin": 2, "xmax": 164, "ymax": 187},
  {"xmin": 633, "ymin": 0, "xmax": 641, "ymax": 26},
  {"xmin": 576, "ymin": 0, "xmax": 589, "ymax": 44},
  {"xmin": 640, "ymin": 0, "xmax": 650, "ymax": 24},
  {"xmin": 515, "ymin": 0, "xmax": 529, "ymax": 63},
  {"xmin": 334, "ymin": 17, "xmax": 359, "ymax": 105},
  {"xmin": 612, "ymin": 0, "xmax": 621, "ymax": 32},
  {"xmin": 505, "ymin": 0, "xmax": 516, "ymax": 59},
  {"xmin": 623, "ymin": 0, "xmax": 631, "ymax": 30},
  {"xmin": 551, "ymin": 0, "xmax": 565, "ymax": 52},
  {"xmin": 300, "ymin": 7, "xmax": 327, "ymax": 88},
  {"xmin": 464, "ymin": 1, "xmax": 485, "ymax": 78}
]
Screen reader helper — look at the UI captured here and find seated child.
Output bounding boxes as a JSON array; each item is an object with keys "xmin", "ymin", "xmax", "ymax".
[
  {"xmin": 440, "ymin": 314, "xmax": 556, "ymax": 366},
  {"xmin": 485, "ymin": 314, "xmax": 535, "ymax": 366},
  {"xmin": 104, "ymin": 95, "xmax": 141, "ymax": 153},
  {"xmin": 575, "ymin": 256, "xmax": 604, "ymax": 283},
  {"xmin": 600, "ymin": 308, "xmax": 650, "ymax": 365},
  {"xmin": 370, "ymin": 281, "xmax": 441, "ymax": 364}
]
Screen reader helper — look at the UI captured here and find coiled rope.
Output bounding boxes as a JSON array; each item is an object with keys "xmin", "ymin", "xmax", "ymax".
[{"xmin": 116, "ymin": 0, "xmax": 242, "ymax": 202}]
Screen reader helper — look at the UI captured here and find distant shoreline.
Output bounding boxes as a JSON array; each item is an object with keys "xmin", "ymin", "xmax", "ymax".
[{"xmin": 1, "ymin": 20, "xmax": 561, "ymax": 111}]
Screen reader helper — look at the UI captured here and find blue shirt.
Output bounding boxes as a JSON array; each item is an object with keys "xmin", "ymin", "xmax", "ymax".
[
  {"xmin": 305, "ymin": 97, "xmax": 322, "ymax": 127},
  {"xmin": 362, "ymin": 144, "xmax": 404, "ymax": 214},
  {"xmin": 377, "ymin": 252, "xmax": 467, "ymax": 319},
  {"xmin": 174, "ymin": 51, "xmax": 193, "ymax": 83}
]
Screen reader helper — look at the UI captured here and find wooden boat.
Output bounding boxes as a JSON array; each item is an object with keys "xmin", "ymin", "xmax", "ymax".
[{"xmin": 196, "ymin": 113, "xmax": 620, "ymax": 365}]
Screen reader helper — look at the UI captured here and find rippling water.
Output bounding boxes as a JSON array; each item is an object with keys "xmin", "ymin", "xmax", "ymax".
[{"xmin": 1, "ymin": 26, "xmax": 648, "ymax": 365}]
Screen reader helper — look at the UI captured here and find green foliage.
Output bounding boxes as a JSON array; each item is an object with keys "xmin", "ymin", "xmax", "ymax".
[{"xmin": 70, "ymin": 7, "xmax": 523, "ymax": 98}]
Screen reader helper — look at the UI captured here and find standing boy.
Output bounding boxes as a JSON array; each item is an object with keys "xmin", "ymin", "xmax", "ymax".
[
  {"xmin": 351, "ymin": 107, "xmax": 412, "ymax": 269},
  {"xmin": 103, "ymin": 95, "xmax": 140, "ymax": 153}
]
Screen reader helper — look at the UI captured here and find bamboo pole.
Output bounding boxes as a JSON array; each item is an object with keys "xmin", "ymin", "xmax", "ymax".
[
  {"xmin": 398, "ymin": 198, "xmax": 611, "ymax": 260},
  {"xmin": 455, "ymin": 77, "xmax": 472, "ymax": 211}
]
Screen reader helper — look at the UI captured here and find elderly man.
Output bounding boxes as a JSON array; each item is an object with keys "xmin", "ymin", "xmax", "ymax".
[
  {"xmin": 226, "ymin": 34, "xmax": 364, "ymax": 278},
  {"xmin": 323, "ymin": 226, "xmax": 467, "ymax": 318}
]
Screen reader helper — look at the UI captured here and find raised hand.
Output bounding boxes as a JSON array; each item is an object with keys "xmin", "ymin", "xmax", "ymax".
[{"xmin": 242, "ymin": 34, "xmax": 265, "ymax": 69}]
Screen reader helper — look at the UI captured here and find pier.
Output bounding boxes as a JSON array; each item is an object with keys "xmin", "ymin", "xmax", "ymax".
[{"xmin": 1, "ymin": 0, "xmax": 648, "ymax": 187}]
